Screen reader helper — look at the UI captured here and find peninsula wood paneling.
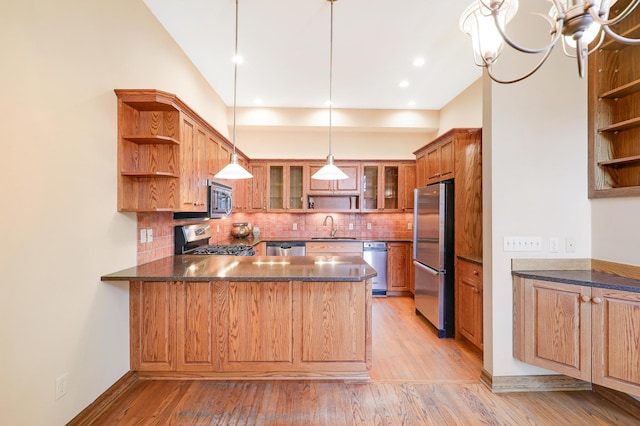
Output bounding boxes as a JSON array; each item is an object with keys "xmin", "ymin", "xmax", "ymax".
[
  {"xmin": 225, "ymin": 281, "xmax": 293, "ymax": 363},
  {"xmin": 176, "ymin": 281, "xmax": 217, "ymax": 371},
  {"xmin": 301, "ymin": 281, "xmax": 366, "ymax": 362},
  {"xmin": 454, "ymin": 129, "xmax": 482, "ymax": 259},
  {"xmin": 130, "ymin": 281, "xmax": 176, "ymax": 371}
]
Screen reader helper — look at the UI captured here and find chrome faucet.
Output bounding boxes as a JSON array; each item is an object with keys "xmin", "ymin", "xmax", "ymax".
[{"xmin": 322, "ymin": 215, "xmax": 337, "ymax": 238}]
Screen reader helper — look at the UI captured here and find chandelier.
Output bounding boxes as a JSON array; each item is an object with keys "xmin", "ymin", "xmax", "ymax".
[{"xmin": 460, "ymin": 0, "xmax": 640, "ymax": 84}]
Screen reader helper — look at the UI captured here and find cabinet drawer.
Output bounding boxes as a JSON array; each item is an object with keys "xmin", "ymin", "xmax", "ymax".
[{"xmin": 457, "ymin": 259, "xmax": 482, "ymax": 287}]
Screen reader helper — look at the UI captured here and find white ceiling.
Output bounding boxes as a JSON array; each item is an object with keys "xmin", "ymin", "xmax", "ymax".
[{"xmin": 143, "ymin": 0, "xmax": 481, "ymax": 111}]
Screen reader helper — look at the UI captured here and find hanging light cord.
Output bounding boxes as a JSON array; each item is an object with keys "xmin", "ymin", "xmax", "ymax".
[
  {"xmin": 328, "ymin": 0, "xmax": 334, "ymax": 157},
  {"xmin": 232, "ymin": 0, "xmax": 239, "ymax": 157}
]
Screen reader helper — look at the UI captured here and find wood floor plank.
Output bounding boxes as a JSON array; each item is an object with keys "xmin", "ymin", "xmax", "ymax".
[{"xmin": 85, "ymin": 297, "xmax": 640, "ymax": 425}]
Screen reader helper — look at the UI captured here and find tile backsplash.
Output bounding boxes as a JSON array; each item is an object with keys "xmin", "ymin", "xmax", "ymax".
[{"xmin": 137, "ymin": 211, "xmax": 413, "ymax": 264}]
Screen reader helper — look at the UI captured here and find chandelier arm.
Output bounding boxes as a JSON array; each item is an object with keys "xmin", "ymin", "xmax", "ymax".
[
  {"xmin": 561, "ymin": 30, "xmax": 605, "ymax": 58},
  {"xmin": 486, "ymin": 44, "xmax": 556, "ymax": 84},
  {"xmin": 602, "ymin": 24, "xmax": 640, "ymax": 45},
  {"xmin": 491, "ymin": 9, "xmax": 565, "ymax": 55},
  {"xmin": 588, "ymin": 0, "xmax": 640, "ymax": 27}
]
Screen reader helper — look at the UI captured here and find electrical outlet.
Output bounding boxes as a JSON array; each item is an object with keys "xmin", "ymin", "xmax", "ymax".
[
  {"xmin": 549, "ymin": 237, "xmax": 560, "ymax": 253},
  {"xmin": 146, "ymin": 228, "xmax": 153, "ymax": 242},
  {"xmin": 55, "ymin": 373, "xmax": 68, "ymax": 400},
  {"xmin": 367, "ymin": 223, "xmax": 372, "ymax": 230},
  {"xmin": 140, "ymin": 229, "xmax": 147, "ymax": 243},
  {"xmin": 408, "ymin": 222, "xmax": 412, "ymax": 230},
  {"xmin": 503, "ymin": 236, "xmax": 542, "ymax": 252},
  {"xmin": 293, "ymin": 223, "xmax": 297, "ymax": 230},
  {"xmin": 216, "ymin": 224, "xmax": 220, "ymax": 233},
  {"xmin": 566, "ymin": 237, "xmax": 576, "ymax": 253},
  {"xmin": 349, "ymin": 223, "xmax": 354, "ymax": 230}
]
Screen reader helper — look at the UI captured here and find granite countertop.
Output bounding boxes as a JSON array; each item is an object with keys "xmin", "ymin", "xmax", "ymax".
[
  {"xmin": 512, "ymin": 270, "xmax": 640, "ymax": 293},
  {"xmin": 102, "ymin": 255, "xmax": 377, "ymax": 282}
]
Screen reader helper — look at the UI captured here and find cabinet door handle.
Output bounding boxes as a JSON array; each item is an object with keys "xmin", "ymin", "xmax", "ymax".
[
  {"xmin": 592, "ymin": 297, "xmax": 603, "ymax": 304},
  {"xmin": 473, "ymin": 270, "xmax": 479, "ymax": 276},
  {"xmin": 580, "ymin": 295, "xmax": 591, "ymax": 303}
]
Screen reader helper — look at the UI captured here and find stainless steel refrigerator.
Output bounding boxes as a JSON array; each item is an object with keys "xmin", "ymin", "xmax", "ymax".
[{"xmin": 413, "ymin": 181, "xmax": 455, "ymax": 338}]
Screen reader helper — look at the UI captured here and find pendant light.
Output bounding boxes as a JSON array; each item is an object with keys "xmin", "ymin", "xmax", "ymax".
[
  {"xmin": 215, "ymin": 0, "xmax": 253, "ymax": 180},
  {"xmin": 312, "ymin": 0, "xmax": 348, "ymax": 181}
]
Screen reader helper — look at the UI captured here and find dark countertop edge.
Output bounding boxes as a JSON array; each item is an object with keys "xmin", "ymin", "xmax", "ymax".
[
  {"xmin": 102, "ymin": 274, "xmax": 376, "ymax": 283},
  {"xmin": 512, "ymin": 270, "xmax": 640, "ymax": 293},
  {"xmin": 457, "ymin": 255, "xmax": 483, "ymax": 265}
]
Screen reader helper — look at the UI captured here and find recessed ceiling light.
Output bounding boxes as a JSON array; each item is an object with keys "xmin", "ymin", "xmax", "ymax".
[
  {"xmin": 413, "ymin": 57, "xmax": 425, "ymax": 67},
  {"xmin": 408, "ymin": 101, "xmax": 416, "ymax": 107},
  {"xmin": 253, "ymin": 98, "xmax": 263, "ymax": 105},
  {"xmin": 324, "ymin": 100, "xmax": 334, "ymax": 106},
  {"xmin": 399, "ymin": 80, "xmax": 409, "ymax": 88},
  {"xmin": 233, "ymin": 54, "xmax": 244, "ymax": 64}
]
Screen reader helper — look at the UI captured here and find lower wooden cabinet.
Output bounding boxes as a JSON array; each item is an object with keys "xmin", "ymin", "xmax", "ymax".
[
  {"xmin": 306, "ymin": 241, "xmax": 363, "ymax": 257},
  {"xmin": 513, "ymin": 278, "xmax": 640, "ymax": 397},
  {"xmin": 130, "ymin": 279, "xmax": 371, "ymax": 378},
  {"xmin": 455, "ymin": 259, "xmax": 483, "ymax": 351},
  {"xmin": 387, "ymin": 242, "xmax": 411, "ymax": 293}
]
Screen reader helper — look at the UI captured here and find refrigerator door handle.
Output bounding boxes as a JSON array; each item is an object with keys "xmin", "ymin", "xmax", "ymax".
[{"xmin": 413, "ymin": 261, "xmax": 439, "ymax": 275}]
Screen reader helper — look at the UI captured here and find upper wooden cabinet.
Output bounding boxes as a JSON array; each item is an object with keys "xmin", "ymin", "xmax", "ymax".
[
  {"xmin": 423, "ymin": 137, "xmax": 454, "ymax": 185},
  {"xmin": 399, "ymin": 163, "xmax": 416, "ymax": 211},
  {"xmin": 115, "ymin": 89, "xmax": 240, "ymax": 213},
  {"xmin": 308, "ymin": 162, "xmax": 360, "ymax": 194},
  {"xmin": 267, "ymin": 162, "xmax": 306, "ymax": 211},
  {"xmin": 362, "ymin": 164, "xmax": 400, "ymax": 212},
  {"xmin": 588, "ymin": 4, "xmax": 640, "ymax": 198},
  {"xmin": 248, "ymin": 162, "xmax": 267, "ymax": 211}
]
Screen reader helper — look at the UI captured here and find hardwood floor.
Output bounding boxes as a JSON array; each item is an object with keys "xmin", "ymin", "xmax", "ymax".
[{"xmin": 81, "ymin": 297, "xmax": 640, "ymax": 425}]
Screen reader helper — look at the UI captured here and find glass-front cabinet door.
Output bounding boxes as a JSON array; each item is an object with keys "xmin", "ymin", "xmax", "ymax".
[
  {"xmin": 269, "ymin": 165, "xmax": 285, "ymax": 210},
  {"xmin": 288, "ymin": 165, "xmax": 304, "ymax": 210},
  {"xmin": 362, "ymin": 165, "xmax": 379, "ymax": 211},
  {"xmin": 383, "ymin": 165, "xmax": 399, "ymax": 210},
  {"xmin": 268, "ymin": 163, "xmax": 305, "ymax": 211}
]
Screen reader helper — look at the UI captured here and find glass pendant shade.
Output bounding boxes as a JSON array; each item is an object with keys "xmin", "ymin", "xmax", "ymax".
[
  {"xmin": 460, "ymin": 0, "xmax": 518, "ymax": 64},
  {"xmin": 214, "ymin": 153, "xmax": 253, "ymax": 180},
  {"xmin": 311, "ymin": 154, "xmax": 349, "ymax": 180}
]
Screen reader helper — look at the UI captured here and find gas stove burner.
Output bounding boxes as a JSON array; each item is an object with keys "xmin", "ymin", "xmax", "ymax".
[{"xmin": 192, "ymin": 244, "xmax": 255, "ymax": 256}]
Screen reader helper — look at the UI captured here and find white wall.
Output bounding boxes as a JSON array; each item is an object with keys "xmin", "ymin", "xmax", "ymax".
[
  {"xmin": 0, "ymin": 0, "xmax": 228, "ymax": 424},
  {"xmin": 438, "ymin": 78, "xmax": 482, "ymax": 135},
  {"xmin": 592, "ymin": 199, "xmax": 640, "ymax": 266},
  {"xmin": 482, "ymin": 8, "xmax": 592, "ymax": 376}
]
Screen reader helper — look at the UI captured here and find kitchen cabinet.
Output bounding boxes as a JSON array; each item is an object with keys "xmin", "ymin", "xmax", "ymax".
[
  {"xmin": 416, "ymin": 152, "xmax": 427, "ymax": 188},
  {"xmin": 387, "ymin": 242, "xmax": 411, "ymax": 293},
  {"xmin": 115, "ymin": 89, "xmax": 240, "ymax": 213},
  {"xmin": 178, "ymin": 117, "xmax": 207, "ymax": 211},
  {"xmin": 362, "ymin": 164, "xmax": 400, "ymax": 212},
  {"xmin": 588, "ymin": 4, "xmax": 640, "ymax": 198},
  {"xmin": 425, "ymin": 137, "xmax": 454, "ymax": 184},
  {"xmin": 248, "ymin": 162, "xmax": 267, "ymax": 211},
  {"xmin": 456, "ymin": 259, "xmax": 483, "ymax": 351},
  {"xmin": 307, "ymin": 163, "xmax": 361, "ymax": 212},
  {"xmin": 306, "ymin": 241, "xmax": 363, "ymax": 257},
  {"xmin": 229, "ymin": 155, "xmax": 250, "ymax": 212},
  {"xmin": 268, "ymin": 163, "xmax": 306, "ymax": 211},
  {"xmin": 513, "ymin": 278, "xmax": 640, "ymax": 397},
  {"xmin": 399, "ymin": 163, "xmax": 416, "ymax": 211}
]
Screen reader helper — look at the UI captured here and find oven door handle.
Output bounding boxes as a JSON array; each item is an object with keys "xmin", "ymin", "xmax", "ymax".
[{"xmin": 224, "ymin": 192, "xmax": 232, "ymax": 216}]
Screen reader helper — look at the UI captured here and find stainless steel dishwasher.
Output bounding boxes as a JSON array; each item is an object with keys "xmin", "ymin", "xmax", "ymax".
[
  {"xmin": 363, "ymin": 241, "xmax": 387, "ymax": 296},
  {"xmin": 266, "ymin": 241, "xmax": 306, "ymax": 256}
]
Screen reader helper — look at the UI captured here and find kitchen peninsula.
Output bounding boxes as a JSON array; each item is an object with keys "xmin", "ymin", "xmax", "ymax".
[{"xmin": 102, "ymin": 255, "xmax": 376, "ymax": 380}]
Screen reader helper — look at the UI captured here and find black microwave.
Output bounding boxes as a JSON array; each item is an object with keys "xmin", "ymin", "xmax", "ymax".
[{"xmin": 208, "ymin": 180, "xmax": 233, "ymax": 218}]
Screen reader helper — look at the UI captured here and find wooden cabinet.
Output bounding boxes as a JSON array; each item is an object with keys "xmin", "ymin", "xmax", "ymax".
[
  {"xmin": 306, "ymin": 241, "xmax": 363, "ymax": 257},
  {"xmin": 362, "ymin": 164, "xmax": 400, "ymax": 212},
  {"xmin": 425, "ymin": 137, "xmax": 454, "ymax": 184},
  {"xmin": 229, "ymin": 155, "xmax": 250, "ymax": 212},
  {"xmin": 416, "ymin": 152, "xmax": 427, "ymax": 188},
  {"xmin": 387, "ymin": 242, "xmax": 411, "ymax": 292},
  {"xmin": 454, "ymin": 129, "xmax": 482, "ymax": 260},
  {"xmin": 456, "ymin": 259, "xmax": 483, "ymax": 351},
  {"xmin": 588, "ymin": 4, "xmax": 640, "ymax": 197},
  {"xmin": 178, "ymin": 117, "xmax": 207, "ymax": 211},
  {"xmin": 267, "ymin": 163, "xmax": 306, "ymax": 211},
  {"xmin": 115, "ymin": 89, "xmax": 239, "ymax": 213},
  {"xmin": 513, "ymin": 278, "xmax": 640, "ymax": 397},
  {"xmin": 248, "ymin": 162, "xmax": 267, "ymax": 211},
  {"xmin": 307, "ymin": 162, "xmax": 361, "ymax": 212},
  {"xmin": 399, "ymin": 163, "xmax": 416, "ymax": 211},
  {"xmin": 130, "ymin": 278, "xmax": 371, "ymax": 378}
]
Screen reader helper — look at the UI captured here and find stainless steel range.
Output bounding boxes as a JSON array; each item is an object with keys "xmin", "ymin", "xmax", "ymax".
[{"xmin": 174, "ymin": 223, "xmax": 255, "ymax": 256}]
